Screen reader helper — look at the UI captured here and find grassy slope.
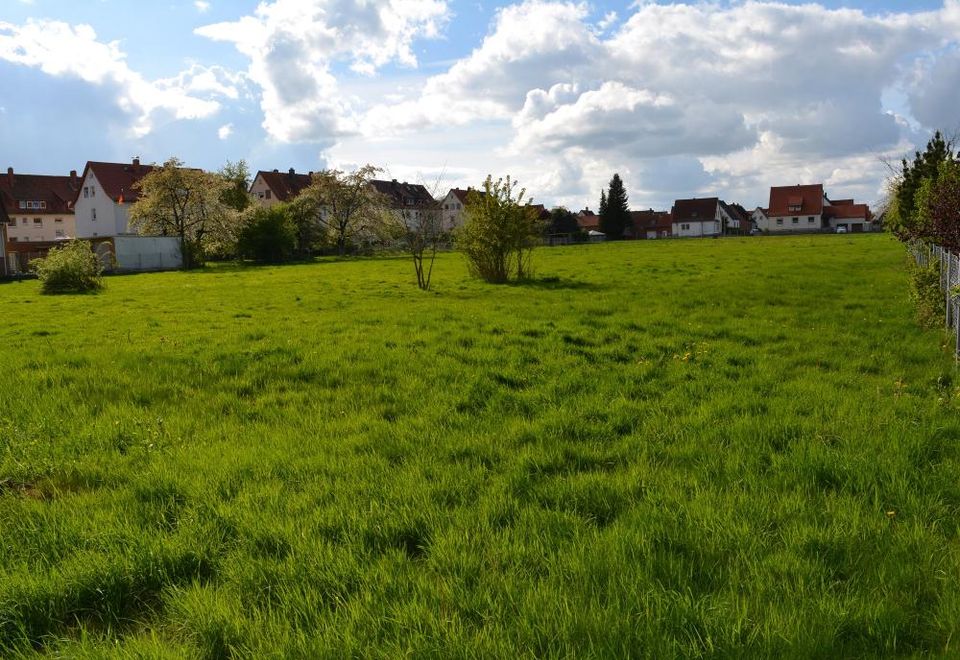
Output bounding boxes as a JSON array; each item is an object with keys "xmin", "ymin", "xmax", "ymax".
[{"xmin": 1, "ymin": 234, "xmax": 959, "ymax": 657}]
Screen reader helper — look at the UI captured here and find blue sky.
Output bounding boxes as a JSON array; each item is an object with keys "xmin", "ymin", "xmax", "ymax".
[{"xmin": 1, "ymin": 0, "xmax": 958, "ymax": 209}]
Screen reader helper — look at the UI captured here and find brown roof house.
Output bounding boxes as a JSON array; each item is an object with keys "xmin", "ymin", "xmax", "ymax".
[
  {"xmin": 628, "ymin": 209, "xmax": 672, "ymax": 239},
  {"xmin": 2, "ymin": 166, "xmax": 82, "ymax": 272},
  {"xmin": 1, "ymin": 167, "xmax": 80, "ymax": 244},
  {"xmin": 763, "ymin": 184, "xmax": 872, "ymax": 233},
  {"xmin": 250, "ymin": 168, "xmax": 313, "ymax": 207},
  {"xmin": 72, "ymin": 159, "xmax": 187, "ymax": 271},
  {"xmin": 577, "ymin": 207, "xmax": 600, "ymax": 231},
  {"xmin": 369, "ymin": 179, "xmax": 436, "ymax": 229},
  {"xmin": 72, "ymin": 159, "xmax": 159, "ymax": 238},
  {"xmin": 670, "ymin": 197, "xmax": 740, "ymax": 238},
  {"xmin": 439, "ymin": 187, "xmax": 483, "ymax": 231}
]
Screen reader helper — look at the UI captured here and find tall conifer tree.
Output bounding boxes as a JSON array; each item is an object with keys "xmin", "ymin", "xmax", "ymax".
[{"xmin": 600, "ymin": 174, "xmax": 631, "ymax": 239}]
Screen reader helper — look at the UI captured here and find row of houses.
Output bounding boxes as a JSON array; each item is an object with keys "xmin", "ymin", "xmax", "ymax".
[
  {"xmin": 1, "ymin": 159, "xmax": 875, "ymax": 275},
  {"xmin": 575, "ymin": 184, "xmax": 874, "ymax": 239}
]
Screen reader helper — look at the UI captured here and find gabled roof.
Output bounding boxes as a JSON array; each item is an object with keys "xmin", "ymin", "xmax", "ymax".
[
  {"xmin": 528, "ymin": 203, "xmax": 551, "ymax": 220},
  {"xmin": 256, "ymin": 169, "xmax": 313, "ymax": 202},
  {"xmin": 723, "ymin": 202, "xmax": 752, "ymax": 224},
  {"xmin": 447, "ymin": 188, "xmax": 486, "ymax": 205},
  {"xmin": 79, "ymin": 160, "xmax": 156, "ymax": 204},
  {"xmin": 768, "ymin": 184, "xmax": 824, "ymax": 217},
  {"xmin": 369, "ymin": 179, "xmax": 435, "ymax": 208},
  {"xmin": 1, "ymin": 168, "xmax": 80, "ymax": 215},
  {"xmin": 630, "ymin": 209, "xmax": 672, "ymax": 232},
  {"xmin": 671, "ymin": 197, "xmax": 719, "ymax": 223}
]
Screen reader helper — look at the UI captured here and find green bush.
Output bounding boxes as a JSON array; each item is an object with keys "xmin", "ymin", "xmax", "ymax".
[
  {"xmin": 31, "ymin": 241, "xmax": 103, "ymax": 294},
  {"xmin": 236, "ymin": 206, "xmax": 296, "ymax": 263},
  {"xmin": 909, "ymin": 261, "xmax": 944, "ymax": 328}
]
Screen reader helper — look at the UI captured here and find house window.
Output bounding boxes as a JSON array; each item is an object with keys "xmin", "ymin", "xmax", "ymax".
[
  {"xmin": 792, "ymin": 217, "xmax": 799, "ymax": 224},
  {"xmin": 265, "ymin": 190, "xmax": 272, "ymax": 199},
  {"xmin": 776, "ymin": 218, "xmax": 784, "ymax": 225},
  {"xmin": 91, "ymin": 208, "xmax": 97, "ymax": 221},
  {"xmin": 808, "ymin": 217, "xmax": 814, "ymax": 223},
  {"xmin": 18, "ymin": 201, "xmax": 26, "ymax": 209},
  {"xmin": 8, "ymin": 237, "xmax": 16, "ymax": 242},
  {"xmin": 5, "ymin": 218, "xmax": 12, "ymax": 227},
  {"xmin": 90, "ymin": 186, "xmax": 95, "ymax": 197},
  {"xmin": 84, "ymin": 187, "xmax": 89, "ymax": 198},
  {"xmin": 40, "ymin": 201, "xmax": 46, "ymax": 210},
  {"xmin": 21, "ymin": 218, "xmax": 27, "ymax": 225},
  {"xmin": 33, "ymin": 218, "xmax": 42, "ymax": 226},
  {"xmin": 55, "ymin": 229, "xmax": 65, "ymax": 238},
  {"xmin": 55, "ymin": 218, "xmax": 63, "ymax": 224}
]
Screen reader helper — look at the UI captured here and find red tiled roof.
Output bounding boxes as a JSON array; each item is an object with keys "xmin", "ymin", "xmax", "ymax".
[
  {"xmin": 1, "ymin": 168, "xmax": 80, "ymax": 215},
  {"xmin": 671, "ymin": 197, "xmax": 719, "ymax": 223},
  {"xmin": 824, "ymin": 203, "xmax": 871, "ymax": 220},
  {"xmin": 81, "ymin": 160, "xmax": 156, "ymax": 204},
  {"xmin": 369, "ymin": 179, "xmax": 435, "ymax": 209},
  {"xmin": 256, "ymin": 169, "xmax": 313, "ymax": 202},
  {"xmin": 768, "ymin": 184, "xmax": 824, "ymax": 217}
]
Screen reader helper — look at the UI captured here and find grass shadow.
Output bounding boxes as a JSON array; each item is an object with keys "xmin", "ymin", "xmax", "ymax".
[{"xmin": 508, "ymin": 275, "xmax": 602, "ymax": 291}]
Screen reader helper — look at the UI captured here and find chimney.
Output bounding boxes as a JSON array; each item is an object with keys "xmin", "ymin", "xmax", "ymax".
[
  {"xmin": 392, "ymin": 178, "xmax": 397, "ymax": 184},
  {"xmin": 273, "ymin": 169, "xmax": 279, "ymax": 173},
  {"xmin": 132, "ymin": 157, "xmax": 141, "ymax": 174},
  {"xmin": 6, "ymin": 167, "xmax": 12, "ymax": 187},
  {"xmin": 70, "ymin": 170, "xmax": 78, "ymax": 187},
  {"xmin": 289, "ymin": 168, "xmax": 295, "ymax": 176}
]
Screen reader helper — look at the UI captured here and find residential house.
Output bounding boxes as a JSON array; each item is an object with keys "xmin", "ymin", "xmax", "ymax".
[
  {"xmin": 823, "ymin": 198, "xmax": 872, "ymax": 232},
  {"xmin": 439, "ymin": 188, "xmax": 477, "ymax": 231},
  {"xmin": 73, "ymin": 159, "xmax": 157, "ymax": 238},
  {"xmin": 721, "ymin": 202, "xmax": 754, "ymax": 235},
  {"xmin": 250, "ymin": 168, "xmax": 313, "ymax": 207},
  {"xmin": 577, "ymin": 207, "xmax": 600, "ymax": 231},
  {"xmin": 752, "ymin": 207, "xmax": 770, "ymax": 232},
  {"xmin": 765, "ymin": 184, "xmax": 872, "ymax": 233},
  {"xmin": 1, "ymin": 167, "xmax": 82, "ymax": 272},
  {"xmin": 1, "ymin": 167, "xmax": 80, "ymax": 244},
  {"xmin": 369, "ymin": 179, "xmax": 436, "ymax": 228},
  {"xmin": 0, "ymin": 202, "xmax": 8, "ymax": 275},
  {"xmin": 670, "ymin": 197, "xmax": 737, "ymax": 238},
  {"xmin": 629, "ymin": 209, "xmax": 672, "ymax": 239},
  {"xmin": 765, "ymin": 184, "xmax": 829, "ymax": 232}
]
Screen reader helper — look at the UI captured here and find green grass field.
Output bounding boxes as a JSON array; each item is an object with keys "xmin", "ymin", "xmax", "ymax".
[{"xmin": 1, "ymin": 234, "xmax": 959, "ymax": 657}]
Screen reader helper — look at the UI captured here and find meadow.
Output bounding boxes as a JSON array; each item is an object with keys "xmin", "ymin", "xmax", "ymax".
[{"xmin": 1, "ymin": 233, "xmax": 959, "ymax": 657}]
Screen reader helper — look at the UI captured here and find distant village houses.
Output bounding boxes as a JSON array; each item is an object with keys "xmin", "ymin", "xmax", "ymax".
[
  {"xmin": 1, "ymin": 166, "xmax": 80, "ymax": 273},
  {"xmin": 250, "ymin": 168, "xmax": 313, "ymax": 207}
]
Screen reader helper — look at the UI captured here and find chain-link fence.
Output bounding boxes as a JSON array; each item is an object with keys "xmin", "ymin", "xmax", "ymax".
[{"xmin": 913, "ymin": 243, "xmax": 960, "ymax": 358}]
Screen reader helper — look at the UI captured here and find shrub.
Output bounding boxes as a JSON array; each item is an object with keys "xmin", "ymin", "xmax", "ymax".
[
  {"xmin": 31, "ymin": 240, "xmax": 103, "ymax": 294},
  {"xmin": 236, "ymin": 206, "xmax": 296, "ymax": 263},
  {"xmin": 909, "ymin": 261, "xmax": 944, "ymax": 328},
  {"xmin": 456, "ymin": 175, "xmax": 543, "ymax": 283}
]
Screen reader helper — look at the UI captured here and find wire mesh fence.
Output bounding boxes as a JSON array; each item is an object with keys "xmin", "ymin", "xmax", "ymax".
[{"xmin": 914, "ymin": 243, "xmax": 960, "ymax": 359}]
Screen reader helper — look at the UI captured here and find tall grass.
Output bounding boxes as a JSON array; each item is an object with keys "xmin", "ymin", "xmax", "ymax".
[{"xmin": 1, "ymin": 234, "xmax": 958, "ymax": 657}]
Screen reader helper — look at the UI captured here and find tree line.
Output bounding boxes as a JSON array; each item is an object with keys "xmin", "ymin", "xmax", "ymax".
[{"xmin": 883, "ymin": 131, "xmax": 960, "ymax": 327}]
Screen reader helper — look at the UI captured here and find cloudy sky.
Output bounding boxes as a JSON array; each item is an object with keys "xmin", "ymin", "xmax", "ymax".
[{"xmin": 1, "ymin": 0, "xmax": 958, "ymax": 210}]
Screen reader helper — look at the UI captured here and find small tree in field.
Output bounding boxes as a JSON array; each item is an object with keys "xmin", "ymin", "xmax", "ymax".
[
  {"xmin": 129, "ymin": 158, "xmax": 234, "ymax": 268},
  {"xmin": 456, "ymin": 175, "xmax": 542, "ymax": 283},
  {"xmin": 32, "ymin": 240, "xmax": 103, "ymax": 294}
]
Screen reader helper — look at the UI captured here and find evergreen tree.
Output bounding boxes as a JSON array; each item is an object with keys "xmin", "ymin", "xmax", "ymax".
[
  {"xmin": 598, "ymin": 189, "xmax": 608, "ymax": 220},
  {"xmin": 600, "ymin": 173, "xmax": 631, "ymax": 239}
]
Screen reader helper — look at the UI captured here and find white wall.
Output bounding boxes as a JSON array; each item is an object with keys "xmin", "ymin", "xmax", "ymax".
[
  {"xmin": 767, "ymin": 214, "xmax": 822, "ymax": 232},
  {"xmin": 113, "ymin": 236, "xmax": 182, "ymax": 271},
  {"xmin": 250, "ymin": 173, "xmax": 281, "ymax": 208},
  {"xmin": 6, "ymin": 213, "xmax": 75, "ymax": 242},
  {"xmin": 672, "ymin": 220, "xmax": 720, "ymax": 238},
  {"xmin": 74, "ymin": 171, "xmax": 127, "ymax": 238},
  {"xmin": 440, "ymin": 191, "xmax": 465, "ymax": 230}
]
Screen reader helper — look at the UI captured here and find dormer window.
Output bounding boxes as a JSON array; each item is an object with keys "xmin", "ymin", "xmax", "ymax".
[{"xmin": 788, "ymin": 204, "xmax": 801, "ymax": 212}]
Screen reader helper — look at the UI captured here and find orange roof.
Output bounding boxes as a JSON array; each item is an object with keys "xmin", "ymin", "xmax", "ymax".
[{"xmin": 768, "ymin": 184, "xmax": 824, "ymax": 217}]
